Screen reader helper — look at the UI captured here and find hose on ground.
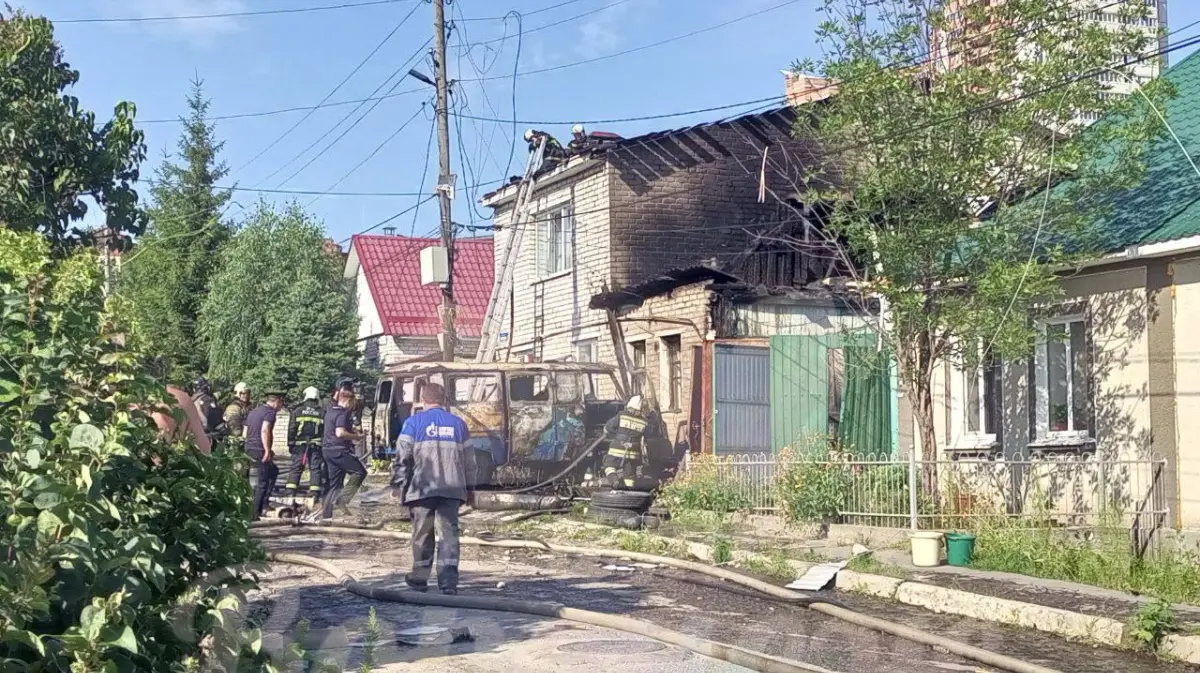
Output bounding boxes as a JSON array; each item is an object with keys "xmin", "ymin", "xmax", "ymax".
[
  {"xmin": 255, "ymin": 526, "xmax": 1063, "ymax": 673},
  {"xmin": 269, "ymin": 551, "xmax": 830, "ymax": 673},
  {"xmin": 499, "ymin": 507, "xmax": 572, "ymax": 523}
]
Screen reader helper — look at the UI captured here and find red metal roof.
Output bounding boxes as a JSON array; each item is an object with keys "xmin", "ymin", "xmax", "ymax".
[{"xmin": 351, "ymin": 234, "xmax": 494, "ymax": 338}]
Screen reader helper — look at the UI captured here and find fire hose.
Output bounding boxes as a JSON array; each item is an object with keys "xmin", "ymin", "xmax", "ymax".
[{"xmin": 253, "ymin": 524, "xmax": 1063, "ymax": 673}]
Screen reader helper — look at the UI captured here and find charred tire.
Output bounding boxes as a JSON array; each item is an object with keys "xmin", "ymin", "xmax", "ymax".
[
  {"xmin": 646, "ymin": 504, "xmax": 670, "ymax": 521},
  {"xmin": 590, "ymin": 490, "xmax": 655, "ymax": 512},
  {"xmin": 586, "ymin": 504, "xmax": 633, "ymax": 524}
]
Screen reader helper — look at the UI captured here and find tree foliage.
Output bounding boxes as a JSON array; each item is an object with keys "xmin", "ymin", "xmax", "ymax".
[
  {"xmin": 199, "ymin": 203, "xmax": 358, "ymax": 397},
  {"xmin": 0, "ymin": 11, "xmax": 146, "ymax": 251},
  {"xmin": 119, "ymin": 81, "xmax": 233, "ymax": 384},
  {"xmin": 0, "ymin": 229, "xmax": 269, "ymax": 671},
  {"xmin": 794, "ymin": 0, "xmax": 1171, "ymax": 461}
]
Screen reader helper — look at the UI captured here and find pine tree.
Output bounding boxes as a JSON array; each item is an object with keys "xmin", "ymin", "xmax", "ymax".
[{"xmin": 120, "ymin": 79, "xmax": 232, "ymax": 383}]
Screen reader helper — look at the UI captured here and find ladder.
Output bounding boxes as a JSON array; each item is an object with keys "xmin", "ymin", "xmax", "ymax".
[{"xmin": 475, "ymin": 137, "xmax": 547, "ymax": 363}]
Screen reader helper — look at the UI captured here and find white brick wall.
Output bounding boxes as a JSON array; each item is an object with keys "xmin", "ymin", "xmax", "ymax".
[{"xmin": 493, "ymin": 163, "xmax": 614, "ymax": 364}]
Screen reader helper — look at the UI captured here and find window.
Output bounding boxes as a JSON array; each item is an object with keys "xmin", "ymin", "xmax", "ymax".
[
  {"xmin": 1035, "ymin": 317, "xmax": 1090, "ymax": 437},
  {"xmin": 537, "ymin": 203, "xmax": 574, "ymax": 276},
  {"xmin": 450, "ymin": 375, "xmax": 501, "ymax": 403},
  {"xmin": 509, "ymin": 374, "xmax": 550, "ymax": 402},
  {"xmin": 575, "ymin": 340, "xmax": 597, "ymax": 363},
  {"xmin": 963, "ymin": 348, "xmax": 1001, "ymax": 438},
  {"xmin": 662, "ymin": 335, "xmax": 682, "ymax": 411},
  {"xmin": 629, "ymin": 340, "xmax": 647, "ymax": 396}
]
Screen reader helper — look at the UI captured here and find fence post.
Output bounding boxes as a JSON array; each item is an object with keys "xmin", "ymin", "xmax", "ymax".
[{"xmin": 908, "ymin": 444, "xmax": 919, "ymax": 530}]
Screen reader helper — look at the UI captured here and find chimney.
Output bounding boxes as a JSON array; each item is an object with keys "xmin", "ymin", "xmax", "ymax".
[
  {"xmin": 784, "ymin": 71, "xmax": 837, "ymax": 105},
  {"xmin": 382, "ymin": 226, "xmax": 397, "ymax": 236}
]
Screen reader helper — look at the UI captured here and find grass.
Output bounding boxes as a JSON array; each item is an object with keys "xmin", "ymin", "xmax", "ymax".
[
  {"xmin": 970, "ymin": 522, "xmax": 1200, "ymax": 604},
  {"xmin": 615, "ymin": 531, "xmax": 687, "ymax": 558},
  {"xmin": 712, "ymin": 536, "xmax": 735, "ymax": 565},
  {"xmin": 846, "ymin": 553, "xmax": 910, "ymax": 580},
  {"xmin": 740, "ymin": 549, "xmax": 798, "ymax": 582}
]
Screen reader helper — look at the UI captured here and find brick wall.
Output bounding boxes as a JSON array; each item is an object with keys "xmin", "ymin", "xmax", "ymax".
[
  {"xmin": 620, "ymin": 282, "xmax": 712, "ymax": 442},
  {"xmin": 492, "ymin": 163, "xmax": 614, "ymax": 369},
  {"xmin": 604, "ymin": 107, "xmax": 814, "ymax": 288}
]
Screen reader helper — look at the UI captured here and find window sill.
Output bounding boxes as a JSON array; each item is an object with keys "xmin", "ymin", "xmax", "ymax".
[
  {"xmin": 1027, "ymin": 434, "xmax": 1096, "ymax": 455},
  {"xmin": 947, "ymin": 435, "xmax": 1000, "ymax": 459},
  {"xmin": 532, "ymin": 269, "xmax": 573, "ymax": 285}
]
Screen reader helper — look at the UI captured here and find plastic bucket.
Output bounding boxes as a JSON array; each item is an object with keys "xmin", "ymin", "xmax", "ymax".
[
  {"xmin": 910, "ymin": 531, "xmax": 943, "ymax": 567},
  {"xmin": 945, "ymin": 532, "xmax": 977, "ymax": 567}
]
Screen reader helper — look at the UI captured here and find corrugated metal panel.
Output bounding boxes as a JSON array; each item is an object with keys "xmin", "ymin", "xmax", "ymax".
[
  {"xmin": 732, "ymin": 302, "xmax": 872, "ymax": 338},
  {"xmin": 713, "ymin": 344, "xmax": 770, "ymax": 455},
  {"xmin": 770, "ymin": 335, "xmax": 834, "ymax": 453}
]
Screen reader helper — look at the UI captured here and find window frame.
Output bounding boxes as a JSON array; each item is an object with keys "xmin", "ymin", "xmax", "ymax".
[
  {"xmin": 1034, "ymin": 314, "xmax": 1092, "ymax": 440},
  {"xmin": 629, "ymin": 340, "xmax": 647, "ymax": 396},
  {"xmin": 574, "ymin": 339, "xmax": 597, "ymax": 364},
  {"xmin": 536, "ymin": 202, "xmax": 575, "ymax": 278},
  {"xmin": 661, "ymin": 335, "xmax": 683, "ymax": 412}
]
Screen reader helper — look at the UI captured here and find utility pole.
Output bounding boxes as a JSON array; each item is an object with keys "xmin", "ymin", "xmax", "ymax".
[{"xmin": 433, "ymin": 0, "xmax": 457, "ymax": 361}]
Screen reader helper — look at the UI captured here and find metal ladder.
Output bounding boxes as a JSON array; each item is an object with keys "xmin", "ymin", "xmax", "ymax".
[{"xmin": 475, "ymin": 137, "xmax": 547, "ymax": 363}]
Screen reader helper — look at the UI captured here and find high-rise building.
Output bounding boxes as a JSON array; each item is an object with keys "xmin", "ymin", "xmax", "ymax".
[{"xmin": 932, "ymin": 0, "xmax": 1167, "ymax": 120}]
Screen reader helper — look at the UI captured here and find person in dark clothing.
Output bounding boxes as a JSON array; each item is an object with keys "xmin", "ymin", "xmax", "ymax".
[
  {"xmin": 390, "ymin": 382, "xmax": 473, "ymax": 595},
  {"xmin": 317, "ymin": 380, "xmax": 368, "ymax": 520},
  {"xmin": 223, "ymin": 381, "xmax": 251, "ymax": 447},
  {"xmin": 191, "ymin": 377, "xmax": 221, "ymax": 439},
  {"xmin": 284, "ymin": 386, "xmax": 325, "ymax": 500},
  {"xmin": 245, "ymin": 392, "xmax": 285, "ymax": 520},
  {"xmin": 602, "ymin": 395, "xmax": 648, "ymax": 490}
]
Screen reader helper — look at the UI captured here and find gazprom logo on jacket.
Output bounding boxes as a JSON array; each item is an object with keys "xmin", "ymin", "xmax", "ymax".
[{"xmin": 424, "ymin": 422, "xmax": 456, "ymax": 439}]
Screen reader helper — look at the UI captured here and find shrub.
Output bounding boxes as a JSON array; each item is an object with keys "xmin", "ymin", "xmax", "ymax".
[
  {"xmin": 1130, "ymin": 599, "xmax": 1176, "ymax": 652},
  {"xmin": 658, "ymin": 454, "xmax": 752, "ymax": 515},
  {"xmin": 0, "ymin": 231, "xmax": 266, "ymax": 671},
  {"xmin": 775, "ymin": 459, "xmax": 852, "ymax": 525}
]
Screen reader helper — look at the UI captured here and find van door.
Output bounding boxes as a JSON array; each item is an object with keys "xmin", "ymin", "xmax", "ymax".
[
  {"xmin": 371, "ymin": 378, "xmax": 395, "ymax": 459},
  {"xmin": 506, "ymin": 372, "xmax": 554, "ymax": 462}
]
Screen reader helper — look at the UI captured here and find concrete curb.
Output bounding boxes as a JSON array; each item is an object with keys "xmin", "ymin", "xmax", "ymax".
[{"xmin": 540, "ymin": 521, "xmax": 1200, "ymax": 663}]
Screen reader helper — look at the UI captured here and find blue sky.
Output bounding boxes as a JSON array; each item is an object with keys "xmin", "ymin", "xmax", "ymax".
[{"xmin": 22, "ymin": 0, "xmax": 1200, "ymax": 245}]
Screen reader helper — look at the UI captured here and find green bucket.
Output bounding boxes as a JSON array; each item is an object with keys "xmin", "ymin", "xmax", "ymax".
[{"xmin": 945, "ymin": 532, "xmax": 976, "ymax": 567}]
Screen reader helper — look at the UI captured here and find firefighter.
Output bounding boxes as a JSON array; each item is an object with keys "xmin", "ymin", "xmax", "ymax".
[
  {"xmin": 602, "ymin": 395, "xmax": 648, "ymax": 490},
  {"xmin": 223, "ymin": 382, "xmax": 251, "ymax": 446},
  {"xmin": 567, "ymin": 123, "xmax": 589, "ymax": 153},
  {"xmin": 284, "ymin": 386, "xmax": 325, "ymax": 502},
  {"xmin": 191, "ymin": 376, "xmax": 221, "ymax": 439},
  {"xmin": 524, "ymin": 128, "xmax": 565, "ymax": 165},
  {"xmin": 316, "ymin": 379, "xmax": 368, "ymax": 520}
]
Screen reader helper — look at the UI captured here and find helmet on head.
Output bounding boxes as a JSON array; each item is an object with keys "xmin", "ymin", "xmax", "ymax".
[
  {"xmin": 233, "ymin": 382, "xmax": 249, "ymax": 395},
  {"xmin": 303, "ymin": 386, "xmax": 320, "ymax": 401},
  {"xmin": 524, "ymin": 128, "xmax": 535, "ymax": 141},
  {"xmin": 572, "ymin": 123, "xmax": 585, "ymax": 136},
  {"xmin": 626, "ymin": 395, "xmax": 643, "ymax": 412},
  {"xmin": 193, "ymin": 376, "xmax": 210, "ymax": 394}
]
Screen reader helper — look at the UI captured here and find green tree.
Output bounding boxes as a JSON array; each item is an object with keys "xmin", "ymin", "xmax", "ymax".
[
  {"xmin": 199, "ymin": 203, "xmax": 358, "ymax": 397},
  {"xmin": 119, "ymin": 80, "xmax": 232, "ymax": 384},
  {"xmin": 0, "ymin": 11, "xmax": 145, "ymax": 251},
  {"xmin": 792, "ymin": 0, "xmax": 1170, "ymax": 466}
]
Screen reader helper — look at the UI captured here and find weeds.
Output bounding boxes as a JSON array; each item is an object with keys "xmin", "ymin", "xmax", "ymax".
[
  {"xmin": 846, "ymin": 553, "xmax": 910, "ymax": 580},
  {"xmin": 359, "ymin": 607, "xmax": 382, "ymax": 672},
  {"xmin": 616, "ymin": 531, "xmax": 686, "ymax": 558},
  {"xmin": 741, "ymin": 550, "xmax": 798, "ymax": 582},
  {"xmin": 1129, "ymin": 599, "xmax": 1176, "ymax": 652},
  {"xmin": 712, "ymin": 536, "xmax": 735, "ymax": 565},
  {"xmin": 971, "ymin": 522, "xmax": 1200, "ymax": 604},
  {"xmin": 658, "ymin": 454, "xmax": 752, "ymax": 515}
]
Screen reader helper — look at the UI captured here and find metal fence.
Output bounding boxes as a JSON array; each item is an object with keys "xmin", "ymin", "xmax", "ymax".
[{"xmin": 682, "ymin": 452, "xmax": 1168, "ymax": 533}]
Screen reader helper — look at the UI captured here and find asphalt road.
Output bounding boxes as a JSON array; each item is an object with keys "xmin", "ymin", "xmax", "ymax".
[{"xmin": 249, "ymin": 533, "xmax": 1195, "ymax": 673}]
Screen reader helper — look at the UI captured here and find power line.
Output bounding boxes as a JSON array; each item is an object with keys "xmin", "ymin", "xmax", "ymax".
[
  {"xmin": 456, "ymin": 0, "xmax": 594, "ymax": 22},
  {"xmin": 236, "ymin": 0, "xmax": 423, "ymax": 173},
  {"xmin": 449, "ymin": 95, "xmax": 784, "ymax": 126},
  {"xmin": 255, "ymin": 38, "xmax": 432, "ymax": 187},
  {"xmin": 54, "ymin": 0, "xmax": 416, "ymax": 24},
  {"xmin": 306, "ymin": 103, "xmax": 429, "ymax": 207},
  {"xmin": 454, "ymin": 0, "xmax": 635, "ymax": 50}
]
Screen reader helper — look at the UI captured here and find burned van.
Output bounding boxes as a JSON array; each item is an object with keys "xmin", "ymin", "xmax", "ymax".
[{"xmin": 368, "ymin": 362, "xmax": 627, "ymax": 488}]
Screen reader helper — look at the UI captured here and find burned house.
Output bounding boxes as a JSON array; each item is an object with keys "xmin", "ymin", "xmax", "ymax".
[{"xmin": 481, "ymin": 107, "xmax": 894, "ymax": 455}]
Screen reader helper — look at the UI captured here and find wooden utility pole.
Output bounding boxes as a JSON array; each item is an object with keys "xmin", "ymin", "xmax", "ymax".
[{"xmin": 433, "ymin": 0, "xmax": 457, "ymax": 360}]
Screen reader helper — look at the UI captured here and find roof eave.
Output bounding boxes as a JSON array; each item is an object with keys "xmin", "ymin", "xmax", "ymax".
[{"xmin": 481, "ymin": 155, "xmax": 603, "ymax": 210}]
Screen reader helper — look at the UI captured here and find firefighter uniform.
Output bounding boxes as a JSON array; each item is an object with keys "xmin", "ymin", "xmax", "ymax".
[
  {"xmin": 285, "ymin": 389, "xmax": 325, "ymax": 499},
  {"xmin": 602, "ymin": 396, "xmax": 648, "ymax": 490}
]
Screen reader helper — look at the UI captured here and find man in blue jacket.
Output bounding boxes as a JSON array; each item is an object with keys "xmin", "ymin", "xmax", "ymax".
[{"xmin": 391, "ymin": 382, "xmax": 474, "ymax": 595}]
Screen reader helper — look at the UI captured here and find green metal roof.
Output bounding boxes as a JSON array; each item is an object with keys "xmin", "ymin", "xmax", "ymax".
[{"xmin": 1092, "ymin": 49, "xmax": 1200, "ymax": 248}]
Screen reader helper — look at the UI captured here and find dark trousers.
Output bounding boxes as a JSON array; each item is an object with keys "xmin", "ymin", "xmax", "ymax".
[
  {"xmin": 406, "ymin": 497, "xmax": 462, "ymax": 591},
  {"xmin": 284, "ymin": 442, "xmax": 324, "ymax": 497},
  {"xmin": 320, "ymin": 451, "xmax": 367, "ymax": 518},
  {"xmin": 246, "ymin": 451, "xmax": 279, "ymax": 520},
  {"xmin": 603, "ymin": 451, "xmax": 639, "ymax": 489}
]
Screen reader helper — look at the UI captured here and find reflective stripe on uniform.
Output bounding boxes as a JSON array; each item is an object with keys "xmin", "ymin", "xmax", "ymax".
[
  {"xmin": 604, "ymin": 466, "xmax": 618, "ymax": 475},
  {"xmin": 623, "ymin": 478, "xmax": 636, "ymax": 487},
  {"xmin": 606, "ymin": 448, "xmax": 638, "ymax": 459},
  {"xmin": 618, "ymin": 415, "xmax": 647, "ymax": 431}
]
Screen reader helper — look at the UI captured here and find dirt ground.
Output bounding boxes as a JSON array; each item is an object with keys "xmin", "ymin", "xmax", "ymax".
[{"xmin": 247, "ymin": 530, "xmax": 1195, "ymax": 673}]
